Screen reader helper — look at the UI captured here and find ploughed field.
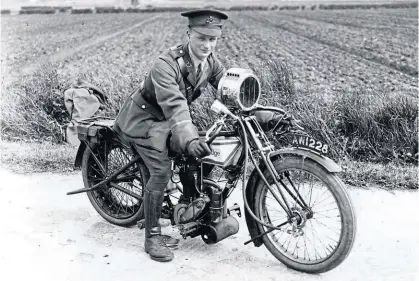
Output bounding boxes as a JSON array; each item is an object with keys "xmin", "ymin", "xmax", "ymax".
[{"xmin": 1, "ymin": 8, "xmax": 417, "ymax": 98}]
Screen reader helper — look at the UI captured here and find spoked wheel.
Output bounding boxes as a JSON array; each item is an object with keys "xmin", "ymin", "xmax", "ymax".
[
  {"xmin": 254, "ymin": 157, "xmax": 356, "ymax": 273},
  {"xmin": 82, "ymin": 137, "xmax": 145, "ymax": 227}
]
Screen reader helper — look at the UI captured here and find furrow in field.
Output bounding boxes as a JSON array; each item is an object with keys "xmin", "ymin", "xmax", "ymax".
[
  {"xmin": 224, "ymin": 15, "xmax": 344, "ymax": 93},
  {"xmin": 277, "ymin": 10, "xmax": 417, "ymax": 38},
  {"xmin": 312, "ymin": 8, "xmax": 419, "ymax": 26},
  {"xmin": 344, "ymin": 7, "xmax": 419, "ymax": 20},
  {"xmin": 29, "ymin": 15, "xmax": 163, "ymax": 75},
  {"xmin": 271, "ymin": 12, "xmax": 418, "ymax": 75},
  {"xmin": 1, "ymin": 13, "xmax": 157, "ymax": 77},
  {"xmin": 221, "ymin": 19, "xmax": 308, "ymax": 70},
  {"xmin": 218, "ymin": 20, "xmax": 280, "ymax": 69},
  {"xmin": 229, "ymin": 13, "xmax": 417, "ymax": 97},
  {"xmin": 57, "ymin": 15, "xmax": 186, "ymax": 96},
  {"xmin": 249, "ymin": 12, "xmax": 417, "ymax": 78}
]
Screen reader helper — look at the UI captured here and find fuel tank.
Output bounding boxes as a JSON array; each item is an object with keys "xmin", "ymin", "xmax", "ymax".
[{"xmin": 202, "ymin": 136, "xmax": 242, "ymax": 167}]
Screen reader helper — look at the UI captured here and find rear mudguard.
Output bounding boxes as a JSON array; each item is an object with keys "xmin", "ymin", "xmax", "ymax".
[
  {"xmin": 74, "ymin": 142, "xmax": 87, "ymax": 168},
  {"xmin": 244, "ymin": 147, "xmax": 341, "ymax": 247}
]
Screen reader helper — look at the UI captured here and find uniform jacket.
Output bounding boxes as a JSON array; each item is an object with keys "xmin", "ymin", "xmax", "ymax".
[{"xmin": 114, "ymin": 42, "xmax": 226, "ymax": 153}]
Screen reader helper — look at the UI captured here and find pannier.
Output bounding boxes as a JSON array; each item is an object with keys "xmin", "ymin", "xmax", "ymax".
[
  {"xmin": 75, "ymin": 117, "xmax": 115, "ymax": 144},
  {"xmin": 63, "ymin": 79, "xmax": 109, "ymax": 145}
]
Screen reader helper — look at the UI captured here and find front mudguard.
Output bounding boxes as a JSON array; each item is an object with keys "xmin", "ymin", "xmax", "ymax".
[{"xmin": 244, "ymin": 147, "xmax": 341, "ymax": 247}]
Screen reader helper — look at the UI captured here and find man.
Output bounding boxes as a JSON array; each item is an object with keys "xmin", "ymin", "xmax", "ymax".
[{"xmin": 113, "ymin": 9, "xmax": 228, "ymax": 262}]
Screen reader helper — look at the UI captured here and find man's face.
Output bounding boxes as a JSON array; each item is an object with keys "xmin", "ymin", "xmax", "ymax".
[{"xmin": 188, "ymin": 29, "xmax": 219, "ymax": 61}]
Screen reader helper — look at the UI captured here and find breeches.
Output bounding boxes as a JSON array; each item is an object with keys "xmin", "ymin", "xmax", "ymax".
[{"xmin": 133, "ymin": 144, "xmax": 171, "ymax": 193}]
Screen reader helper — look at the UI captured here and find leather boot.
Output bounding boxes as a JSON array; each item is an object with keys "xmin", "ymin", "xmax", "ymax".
[{"xmin": 144, "ymin": 189, "xmax": 174, "ymax": 262}]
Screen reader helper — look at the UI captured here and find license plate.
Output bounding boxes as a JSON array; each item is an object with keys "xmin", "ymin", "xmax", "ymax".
[{"xmin": 290, "ymin": 134, "xmax": 329, "ymax": 155}]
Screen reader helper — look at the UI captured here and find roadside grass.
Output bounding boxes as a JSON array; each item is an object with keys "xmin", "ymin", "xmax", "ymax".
[
  {"xmin": 0, "ymin": 140, "xmax": 417, "ymax": 189},
  {"xmin": 0, "ymin": 58, "xmax": 417, "ymax": 189},
  {"xmin": 339, "ymin": 160, "xmax": 418, "ymax": 190},
  {"xmin": 1, "ymin": 62, "xmax": 72, "ymax": 143},
  {"xmin": 0, "ymin": 141, "xmax": 78, "ymax": 174}
]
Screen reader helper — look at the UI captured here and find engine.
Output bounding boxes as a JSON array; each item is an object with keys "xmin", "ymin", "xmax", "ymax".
[{"xmin": 173, "ymin": 160, "xmax": 239, "ymax": 243}]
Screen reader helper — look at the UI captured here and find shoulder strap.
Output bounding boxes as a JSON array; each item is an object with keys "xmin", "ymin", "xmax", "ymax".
[
  {"xmin": 167, "ymin": 45, "xmax": 194, "ymax": 104},
  {"xmin": 168, "ymin": 44, "xmax": 185, "ymax": 60},
  {"xmin": 168, "ymin": 45, "xmax": 189, "ymax": 76},
  {"xmin": 176, "ymin": 56, "xmax": 188, "ymax": 79},
  {"xmin": 177, "ymin": 56, "xmax": 194, "ymax": 104}
]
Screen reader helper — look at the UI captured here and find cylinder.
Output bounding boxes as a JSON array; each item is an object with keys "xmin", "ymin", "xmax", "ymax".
[{"xmin": 210, "ymin": 189, "xmax": 223, "ymax": 221}]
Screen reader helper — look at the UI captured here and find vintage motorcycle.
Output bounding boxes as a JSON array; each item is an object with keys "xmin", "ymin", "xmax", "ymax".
[{"xmin": 67, "ymin": 68, "xmax": 356, "ymax": 273}]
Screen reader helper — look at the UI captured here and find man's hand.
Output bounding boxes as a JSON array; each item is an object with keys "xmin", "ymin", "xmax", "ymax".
[{"xmin": 187, "ymin": 139, "xmax": 212, "ymax": 158}]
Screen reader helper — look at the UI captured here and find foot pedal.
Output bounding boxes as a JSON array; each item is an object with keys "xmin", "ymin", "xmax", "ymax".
[
  {"xmin": 137, "ymin": 219, "xmax": 145, "ymax": 229},
  {"xmin": 227, "ymin": 203, "xmax": 241, "ymax": 218}
]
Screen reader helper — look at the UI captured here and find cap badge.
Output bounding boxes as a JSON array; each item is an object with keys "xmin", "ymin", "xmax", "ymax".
[{"xmin": 206, "ymin": 16, "xmax": 215, "ymax": 24}]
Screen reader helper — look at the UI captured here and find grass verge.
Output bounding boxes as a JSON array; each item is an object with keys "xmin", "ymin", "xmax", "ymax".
[
  {"xmin": 1, "ymin": 58, "xmax": 417, "ymax": 190},
  {"xmin": 339, "ymin": 160, "xmax": 418, "ymax": 190},
  {"xmin": 0, "ymin": 141, "xmax": 417, "ymax": 189},
  {"xmin": 0, "ymin": 141, "xmax": 78, "ymax": 174}
]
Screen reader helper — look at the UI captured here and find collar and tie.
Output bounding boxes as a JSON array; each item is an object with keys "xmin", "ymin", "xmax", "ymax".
[{"xmin": 187, "ymin": 43, "xmax": 207, "ymax": 80}]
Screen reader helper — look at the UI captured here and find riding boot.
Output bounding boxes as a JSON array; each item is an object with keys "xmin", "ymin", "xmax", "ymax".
[{"xmin": 144, "ymin": 189, "xmax": 174, "ymax": 262}]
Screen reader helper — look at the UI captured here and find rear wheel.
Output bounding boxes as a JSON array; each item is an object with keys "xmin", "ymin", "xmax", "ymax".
[
  {"xmin": 254, "ymin": 157, "xmax": 356, "ymax": 273},
  {"xmin": 82, "ymin": 137, "xmax": 145, "ymax": 227}
]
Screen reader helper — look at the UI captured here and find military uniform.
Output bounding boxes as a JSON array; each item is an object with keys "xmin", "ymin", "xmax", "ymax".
[
  {"xmin": 114, "ymin": 42, "xmax": 225, "ymax": 154},
  {"xmin": 113, "ymin": 9, "xmax": 228, "ymax": 262}
]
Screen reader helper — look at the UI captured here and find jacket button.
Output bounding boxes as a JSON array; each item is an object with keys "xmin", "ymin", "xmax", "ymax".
[{"xmin": 141, "ymin": 105, "xmax": 145, "ymax": 109}]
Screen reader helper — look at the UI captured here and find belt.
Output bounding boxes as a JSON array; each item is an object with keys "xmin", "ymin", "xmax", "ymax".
[
  {"xmin": 138, "ymin": 80, "xmax": 155, "ymax": 105},
  {"xmin": 130, "ymin": 84, "xmax": 165, "ymax": 121},
  {"xmin": 139, "ymin": 80, "xmax": 145, "ymax": 92}
]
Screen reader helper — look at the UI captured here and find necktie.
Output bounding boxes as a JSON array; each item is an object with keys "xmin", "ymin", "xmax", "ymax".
[{"xmin": 196, "ymin": 63, "xmax": 202, "ymax": 79}]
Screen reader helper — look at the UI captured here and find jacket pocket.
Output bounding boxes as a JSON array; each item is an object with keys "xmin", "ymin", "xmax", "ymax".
[
  {"xmin": 130, "ymin": 91, "xmax": 165, "ymax": 121},
  {"xmin": 115, "ymin": 99, "xmax": 154, "ymax": 139}
]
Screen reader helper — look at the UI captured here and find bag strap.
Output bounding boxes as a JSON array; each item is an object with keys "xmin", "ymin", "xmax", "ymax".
[
  {"xmin": 176, "ymin": 57, "xmax": 194, "ymax": 103},
  {"xmin": 168, "ymin": 45, "xmax": 194, "ymax": 104}
]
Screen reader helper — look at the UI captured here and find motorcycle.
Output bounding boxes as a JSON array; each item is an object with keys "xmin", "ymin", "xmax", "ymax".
[{"xmin": 67, "ymin": 68, "xmax": 356, "ymax": 273}]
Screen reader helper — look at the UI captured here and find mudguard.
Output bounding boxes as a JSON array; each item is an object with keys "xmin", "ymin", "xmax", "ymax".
[
  {"xmin": 244, "ymin": 165, "xmax": 265, "ymax": 247},
  {"xmin": 244, "ymin": 147, "xmax": 341, "ymax": 247},
  {"xmin": 72, "ymin": 119, "xmax": 116, "ymax": 169},
  {"xmin": 270, "ymin": 147, "xmax": 342, "ymax": 173},
  {"xmin": 74, "ymin": 142, "xmax": 87, "ymax": 168}
]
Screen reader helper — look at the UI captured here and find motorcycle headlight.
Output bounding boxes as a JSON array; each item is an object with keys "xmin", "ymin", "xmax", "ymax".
[{"xmin": 217, "ymin": 68, "xmax": 261, "ymax": 110}]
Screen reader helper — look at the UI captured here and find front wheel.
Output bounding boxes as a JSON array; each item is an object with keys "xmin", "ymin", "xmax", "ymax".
[
  {"xmin": 81, "ymin": 137, "xmax": 146, "ymax": 227},
  {"xmin": 254, "ymin": 156, "xmax": 356, "ymax": 273}
]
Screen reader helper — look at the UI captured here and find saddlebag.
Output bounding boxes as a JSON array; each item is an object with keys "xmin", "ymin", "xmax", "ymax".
[{"xmin": 76, "ymin": 117, "xmax": 115, "ymax": 144}]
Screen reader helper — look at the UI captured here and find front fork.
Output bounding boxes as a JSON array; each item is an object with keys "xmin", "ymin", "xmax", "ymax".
[
  {"xmin": 243, "ymin": 116, "xmax": 310, "ymax": 217},
  {"xmin": 240, "ymin": 116, "xmax": 311, "ymax": 244}
]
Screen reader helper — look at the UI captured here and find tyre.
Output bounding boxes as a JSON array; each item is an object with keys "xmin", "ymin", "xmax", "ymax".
[
  {"xmin": 82, "ymin": 137, "xmax": 146, "ymax": 227},
  {"xmin": 254, "ymin": 156, "xmax": 356, "ymax": 273}
]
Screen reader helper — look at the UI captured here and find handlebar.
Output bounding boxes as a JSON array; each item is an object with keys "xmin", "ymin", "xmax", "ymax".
[
  {"xmin": 247, "ymin": 105, "xmax": 286, "ymax": 115},
  {"xmin": 206, "ymin": 124, "xmax": 223, "ymax": 145},
  {"xmin": 204, "ymin": 115, "xmax": 227, "ymax": 146}
]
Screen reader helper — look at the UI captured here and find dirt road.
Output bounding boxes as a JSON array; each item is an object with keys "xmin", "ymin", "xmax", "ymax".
[{"xmin": 0, "ymin": 168, "xmax": 418, "ymax": 281}]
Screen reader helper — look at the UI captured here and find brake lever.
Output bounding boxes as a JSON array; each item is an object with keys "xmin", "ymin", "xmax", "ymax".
[{"xmin": 205, "ymin": 116, "xmax": 226, "ymax": 145}]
